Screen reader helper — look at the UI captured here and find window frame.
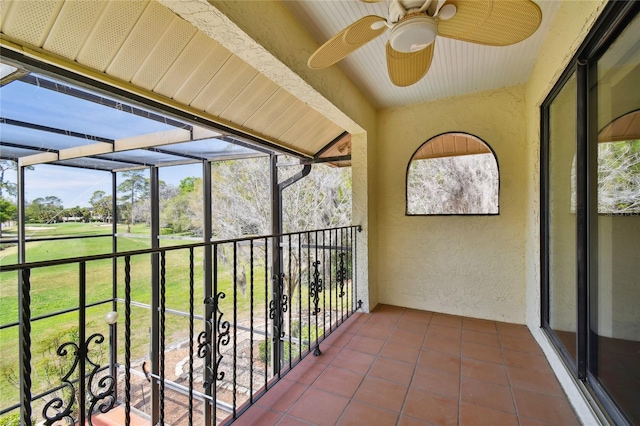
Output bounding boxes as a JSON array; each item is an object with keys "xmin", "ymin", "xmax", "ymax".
[{"xmin": 405, "ymin": 131, "xmax": 500, "ymax": 217}]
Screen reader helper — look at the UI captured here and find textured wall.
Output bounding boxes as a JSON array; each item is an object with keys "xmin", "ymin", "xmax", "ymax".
[{"xmin": 376, "ymin": 85, "xmax": 527, "ymax": 323}]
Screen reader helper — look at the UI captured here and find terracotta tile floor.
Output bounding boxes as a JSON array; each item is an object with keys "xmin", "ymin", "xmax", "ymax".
[
  {"xmin": 86, "ymin": 405, "xmax": 149, "ymax": 426},
  {"xmin": 231, "ymin": 305, "xmax": 580, "ymax": 426}
]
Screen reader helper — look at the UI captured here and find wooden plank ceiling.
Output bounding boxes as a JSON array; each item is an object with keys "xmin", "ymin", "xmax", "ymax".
[
  {"xmin": 0, "ymin": 0, "xmax": 345, "ymax": 157},
  {"xmin": 413, "ymin": 133, "xmax": 491, "ymax": 160}
]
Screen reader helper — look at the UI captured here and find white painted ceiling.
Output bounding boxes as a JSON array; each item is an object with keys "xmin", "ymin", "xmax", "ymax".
[{"xmin": 285, "ymin": 0, "xmax": 560, "ymax": 109}]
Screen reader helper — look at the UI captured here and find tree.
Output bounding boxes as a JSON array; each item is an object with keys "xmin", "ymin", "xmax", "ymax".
[
  {"xmin": 597, "ymin": 140, "xmax": 640, "ymax": 214},
  {"xmin": 117, "ymin": 171, "xmax": 148, "ymax": 233},
  {"xmin": 199, "ymin": 157, "xmax": 352, "ymax": 307},
  {"xmin": 178, "ymin": 176, "xmax": 200, "ymax": 194},
  {"xmin": 61, "ymin": 206, "xmax": 92, "ymax": 223},
  {"xmin": 89, "ymin": 191, "xmax": 113, "ymax": 223},
  {"xmin": 281, "ymin": 163, "xmax": 352, "ymax": 232},
  {"xmin": 209, "ymin": 158, "xmax": 271, "ymax": 239},
  {"xmin": 407, "ymin": 154, "xmax": 499, "ymax": 214},
  {"xmin": 161, "ymin": 178, "xmax": 201, "ymax": 234},
  {"xmin": 0, "ymin": 197, "xmax": 17, "ymax": 238},
  {"xmin": 157, "ymin": 157, "xmax": 352, "ymax": 239},
  {"xmin": 25, "ymin": 196, "xmax": 64, "ymax": 223},
  {"xmin": 0, "ymin": 160, "xmax": 18, "ymax": 199},
  {"xmin": 0, "ymin": 160, "xmax": 34, "ymax": 198}
]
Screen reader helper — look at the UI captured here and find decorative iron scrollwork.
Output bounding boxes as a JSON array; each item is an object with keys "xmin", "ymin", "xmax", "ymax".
[
  {"xmin": 214, "ymin": 292, "xmax": 231, "ymax": 381},
  {"xmin": 42, "ymin": 333, "xmax": 115, "ymax": 425},
  {"xmin": 42, "ymin": 342, "xmax": 78, "ymax": 425},
  {"xmin": 269, "ymin": 273, "xmax": 288, "ymax": 338},
  {"xmin": 310, "ymin": 260, "xmax": 323, "ymax": 315},
  {"xmin": 86, "ymin": 334, "xmax": 115, "ymax": 421},
  {"xmin": 336, "ymin": 253, "xmax": 347, "ymax": 298},
  {"xmin": 198, "ymin": 294, "xmax": 230, "ymax": 390},
  {"xmin": 197, "ymin": 318, "xmax": 214, "ymax": 391}
]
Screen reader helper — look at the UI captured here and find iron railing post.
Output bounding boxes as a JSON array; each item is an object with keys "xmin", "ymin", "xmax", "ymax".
[
  {"xmin": 78, "ymin": 262, "xmax": 87, "ymax": 425},
  {"xmin": 150, "ymin": 166, "xmax": 160, "ymax": 424},
  {"xmin": 16, "ymin": 162, "xmax": 31, "ymax": 425},
  {"xmin": 124, "ymin": 256, "xmax": 132, "ymax": 426},
  {"xmin": 17, "ymin": 161, "xmax": 25, "ymax": 264},
  {"xmin": 18, "ymin": 269, "xmax": 31, "ymax": 426},
  {"xmin": 110, "ymin": 171, "xmax": 118, "ymax": 401},
  {"xmin": 270, "ymin": 155, "xmax": 282, "ymax": 376},
  {"xmin": 202, "ymin": 161, "xmax": 214, "ymax": 425}
]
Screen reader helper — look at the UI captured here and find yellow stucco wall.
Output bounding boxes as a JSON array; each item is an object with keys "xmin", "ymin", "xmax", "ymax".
[{"xmin": 376, "ymin": 85, "xmax": 528, "ymax": 323}]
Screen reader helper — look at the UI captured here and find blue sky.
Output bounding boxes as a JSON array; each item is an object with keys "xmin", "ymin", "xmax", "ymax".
[
  {"xmin": 3, "ymin": 163, "xmax": 202, "ymax": 208},
  {"xmin": 0, "ymin": 75, "xmax": 214, "ymax": 207}
]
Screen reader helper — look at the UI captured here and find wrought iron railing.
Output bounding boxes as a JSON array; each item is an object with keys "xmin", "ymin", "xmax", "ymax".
[{"xmin": 0, "ymin": 225, "xmax": 361, "ymax": 425}]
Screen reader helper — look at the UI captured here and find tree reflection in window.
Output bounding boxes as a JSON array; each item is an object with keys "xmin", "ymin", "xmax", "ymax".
[
  {"xmin": 406, "ymin": 133, "xmax": 499, "ymax": 215},
  {"xmin": 598, "ymin": 110, "xmax": 640, "ymax": 215},
  {"xmin": 570, "ymin": 111, "xmax": 640, "ymax": 215}
]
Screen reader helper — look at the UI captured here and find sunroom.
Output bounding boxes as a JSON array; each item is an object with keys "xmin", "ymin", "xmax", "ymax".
[{"xmin": 0, "ymin": 0, "xmax": 638, "ymax": 425}]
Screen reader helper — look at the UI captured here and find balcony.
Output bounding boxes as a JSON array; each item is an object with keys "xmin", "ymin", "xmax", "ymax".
[
  {"xmin": 1, "ymin": 225, "xmax": 580, "ymax": 425},
  {"xmin": 1, "ymin": 0, "xmax": 639, "ymax": 423}
]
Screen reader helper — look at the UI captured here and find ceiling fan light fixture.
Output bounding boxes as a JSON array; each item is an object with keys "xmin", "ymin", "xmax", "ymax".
[
  {"xmin": 390, "ymin": 15, "xmax": 437, "ymax": 53},
  {"xmin": 437, "ymin": 4, "xmax": 457, "ymax": 21}
]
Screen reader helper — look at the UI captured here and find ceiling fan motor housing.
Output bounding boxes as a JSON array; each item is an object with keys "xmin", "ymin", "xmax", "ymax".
[
  {"xmin": 390, "ymin": 15, "xmax": 438, "ymax": 53},
  {"xmin": 400, "ymin": 0, "xmax": 431, "ymax": 9}
]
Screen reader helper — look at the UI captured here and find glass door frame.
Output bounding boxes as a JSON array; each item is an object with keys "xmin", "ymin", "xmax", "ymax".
[{"xmin": 540, "ymin": 1, "xmax": 640, "ymax": 424}]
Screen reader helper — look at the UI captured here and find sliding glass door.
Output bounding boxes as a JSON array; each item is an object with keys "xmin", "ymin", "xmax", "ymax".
[
  {"xmin": 591, "ymin": 12, "xmax": 640, "ymax": 423},
  {"xmin": 542, "ymin": 2, "xmax": 639, "ymax": 424}
]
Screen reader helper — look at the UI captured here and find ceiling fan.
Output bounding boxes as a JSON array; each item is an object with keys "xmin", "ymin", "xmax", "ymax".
[{"xmin": 307, "ymin": 0, "xmax": 542, "ymax": 87}]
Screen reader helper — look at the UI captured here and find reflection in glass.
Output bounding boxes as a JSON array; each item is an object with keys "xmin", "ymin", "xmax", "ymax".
[
  {"xmin": 548, "ymin": 74, "xmax": 578, "ymax": 361},
  {"xmin": 593, "ymin": 13, "xmax": 640, "ymax": 424}
]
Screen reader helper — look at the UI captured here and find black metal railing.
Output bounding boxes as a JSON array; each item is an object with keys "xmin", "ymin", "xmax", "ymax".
[{"xmin": 0, "ymin": 225, "xmax": 361, "ymax": 425}]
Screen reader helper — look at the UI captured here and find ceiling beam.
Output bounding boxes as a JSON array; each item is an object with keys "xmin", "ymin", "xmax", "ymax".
[
  {"xmin": 315, "ymin": 131, "xmax": 350, "ymax": 158},
  {"xmin": 19, "ymin": 152, "xmax": 58, "ymax": 167},
  {"xmin": 18, "ymin": 128, "xmax": 224, "ymax": 167},
  {"xmin": 113, "ymin": 128, "xmax": 192, "ymax": 151}
]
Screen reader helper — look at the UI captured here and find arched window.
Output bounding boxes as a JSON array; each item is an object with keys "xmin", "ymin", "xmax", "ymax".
[{"xmin": 406, "ymin": 132, "xmax": 499, "ymax": 215}]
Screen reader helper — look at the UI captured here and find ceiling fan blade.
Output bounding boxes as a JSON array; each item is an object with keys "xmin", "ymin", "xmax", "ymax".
[
  {"xmin": 386, "ymin": 41, "xmax": 435, "ymax": 87},
  {"xmin": 437, "ymin": 0, "xmax": 542, "ymax": 46},
  {"xmin": 308, "ymin": 15, "xmax": 387, "ymax": 70}
]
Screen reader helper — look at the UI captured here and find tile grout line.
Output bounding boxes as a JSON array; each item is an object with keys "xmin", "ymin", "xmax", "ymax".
[
  {"xmin": 274, "ymin": 312, "xmax": 365, "ymax": 424},
  {"xmin": 396, "ymin": 309, "xmax": 433, "ymax": 426},
  {"xmin": 499, "ymin": 327, "xmax": 523, "ymax": 426},
  {"xmin": 334, "ymin": 307, "xmax": 405, "ymax": 426}
]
